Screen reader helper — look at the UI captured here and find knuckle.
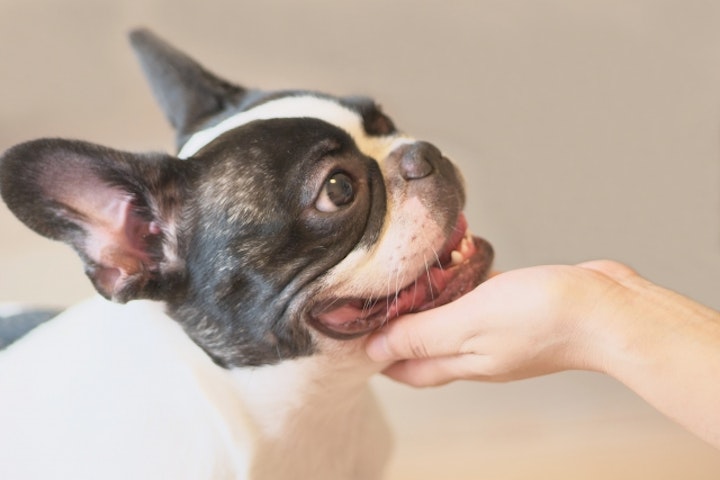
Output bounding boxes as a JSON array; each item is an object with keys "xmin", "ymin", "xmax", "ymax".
[
  {"xmin": 407, "ymin": 336, "xmax": 432, "ymax": 359},
  {"xmin": 387, "ymin": 327, "xmax": 432, "ymax": 359}
]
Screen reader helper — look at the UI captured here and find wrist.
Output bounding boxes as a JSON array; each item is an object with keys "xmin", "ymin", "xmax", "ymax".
[
  {"xmin": 577, "ymin": 270, "xmax": 713, "ymax": 381},
  {"xmin": 561, "ymin": 266, "xmax": 653, "ymax": 376}
]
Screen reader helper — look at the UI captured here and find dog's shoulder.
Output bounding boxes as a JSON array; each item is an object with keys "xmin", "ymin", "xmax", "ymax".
[{"xmin": 0, "ymin": 297, "xmax": 253, "ymax": 479}]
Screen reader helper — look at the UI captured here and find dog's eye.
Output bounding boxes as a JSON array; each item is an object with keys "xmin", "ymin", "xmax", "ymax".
[{"xmin": 316, "ymin": 172, "xmax": 355, "ymax": 212}]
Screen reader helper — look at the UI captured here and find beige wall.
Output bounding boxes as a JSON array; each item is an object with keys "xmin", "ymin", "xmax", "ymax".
[{"xmin": 1, "ymin": 1, "xmax": 719, "ymax": 478}]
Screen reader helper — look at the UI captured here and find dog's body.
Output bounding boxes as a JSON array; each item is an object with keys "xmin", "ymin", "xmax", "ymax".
[
  {"xmin": 0, "ymin": 30, "xmax": 492, "ymax": 479},
  {"xmin": 0, "ymin": 298, "xmax": 390, "ymax": 479}
]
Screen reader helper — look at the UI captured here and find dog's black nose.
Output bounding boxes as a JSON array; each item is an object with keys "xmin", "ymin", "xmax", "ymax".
[{"xmin": 398, "ymin": 142, "xmax": 437, "ymax": 180}]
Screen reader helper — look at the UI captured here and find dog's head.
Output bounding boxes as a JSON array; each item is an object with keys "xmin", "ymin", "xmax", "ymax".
[{"xmin": 0, "ymin": 29, "xmax": 493, "ymax": 367}]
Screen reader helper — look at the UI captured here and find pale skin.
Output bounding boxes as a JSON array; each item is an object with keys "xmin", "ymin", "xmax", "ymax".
[{"xmin": 365, "ymin": 260, "xmax": 720, "ymax": 449}]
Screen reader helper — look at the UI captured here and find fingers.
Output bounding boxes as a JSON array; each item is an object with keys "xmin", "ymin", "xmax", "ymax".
[
  {"xmin": 381, "ymin": 355, "xmax": 490, "ymax": 387},
  {"xmin": 365, "ymin": 296, "xmax": 476, "ymax": 363},
  {"xmin": 381, "ymin": 359, "xmax": 457, "ymax": 387}
]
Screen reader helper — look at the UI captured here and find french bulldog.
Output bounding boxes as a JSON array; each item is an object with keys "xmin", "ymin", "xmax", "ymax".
[{"xmin": 0, "ymin": 29, "xmax": 493, "ymax": 480}]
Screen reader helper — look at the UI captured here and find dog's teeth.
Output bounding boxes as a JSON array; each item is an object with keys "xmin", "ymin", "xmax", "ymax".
[
  {"xmin": 462, "ymin": 235, "xmax": 476, "ymax": 256},
  {"xmin": 451, "ymin": 250, "xmax": 463, "ymax": 266}
]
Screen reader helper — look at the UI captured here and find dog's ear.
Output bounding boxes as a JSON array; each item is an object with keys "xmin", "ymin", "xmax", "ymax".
[
  {"xmin": 0, "ymin": 139, "xmax": 187, "ymax": 302},
  {"xmin": 129, "ymin": 28, "xmax": 246, "ymax": 145}
]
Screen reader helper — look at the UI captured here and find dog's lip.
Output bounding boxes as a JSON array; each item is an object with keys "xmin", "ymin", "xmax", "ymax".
[{"xmin": 308, "ymin": 215, "xmax": 494, "ymax": 340}]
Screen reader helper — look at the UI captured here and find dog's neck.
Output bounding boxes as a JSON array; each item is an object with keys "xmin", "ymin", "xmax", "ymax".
[
  {"xmin": 229, "ymin": 346, "xmax": 383, "ymax": 433},
  {"xmin": 233, "ymin": 353, "xmax": 391, "ymax": 478},
  {"xmin": 174, "ymin": 309, "xmax": 392, "ymax": 479}
]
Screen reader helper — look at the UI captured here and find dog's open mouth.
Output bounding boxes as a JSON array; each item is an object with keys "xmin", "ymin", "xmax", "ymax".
[{"xmin": 310, "ymin": 215, "xmax": 494, "ymax": 339}]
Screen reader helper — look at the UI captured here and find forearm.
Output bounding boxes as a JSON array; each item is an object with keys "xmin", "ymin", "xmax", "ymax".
[{"xmin": 587, "ymin": 276, "xmax": 720, "ymax": 448}]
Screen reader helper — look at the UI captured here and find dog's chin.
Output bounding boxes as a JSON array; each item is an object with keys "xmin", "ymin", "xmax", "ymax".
[{"xmin": 309, "ymin": 215, "xmax": 494, "ymax": 340}]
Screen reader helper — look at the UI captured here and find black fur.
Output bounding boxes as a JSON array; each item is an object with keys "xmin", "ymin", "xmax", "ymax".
[{"xmin": 167, "ymin": 119, "xmax": 387, "ymax": 366}]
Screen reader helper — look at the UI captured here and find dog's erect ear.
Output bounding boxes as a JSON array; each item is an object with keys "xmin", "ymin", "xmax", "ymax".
[
  {"xmin": 129, "ymin": 28, "xmax": 246, "ymax": 144},
  {"xmin": 0, "ymin": 139, "xmax": 187, "ymax": 302}
]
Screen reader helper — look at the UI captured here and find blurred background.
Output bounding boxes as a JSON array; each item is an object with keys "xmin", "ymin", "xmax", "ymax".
[{"xmin": 1, "ymin": 0, "xmax": 719, "ymax": 478}]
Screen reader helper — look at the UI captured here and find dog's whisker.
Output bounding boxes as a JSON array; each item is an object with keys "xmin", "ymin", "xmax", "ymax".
[
  {"xmin": 393, "ymin": 268, "xmax": 403, "ymax": 321},
  {"xmin": 417, "ymin": 230, "xmax": 442, "ymax": 304},
  {"xmin": 361, "ymin": 297, "xmax": 378, "ymax": 318},
  {"xmin": 321, "ymin": 296, "xmax": 342, "ymax": 312},
  {"xmin": 421, "ymin": 230, "xmax": 443, "ymax": 273},
  {"xmin": 424, "ymin": 257, "xmax": 436, "ymax": 305},
  {"xmin": 354, "ymin": 291, "xmax": 382, "ymax": 326},
  {"xmin": 409, "ymin": 274, "xmax": 419, "ymax": 312},
  {"xmin": 385, "ymin": 271, "xmax": 394, "ymax": 320}
]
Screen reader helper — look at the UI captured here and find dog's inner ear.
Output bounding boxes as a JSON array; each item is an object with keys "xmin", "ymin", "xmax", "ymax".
[
  {"xmin": 0, "ymin": 139, "xmax": 185, "ymax": 302},
  {"xmin": 64, "ymin": 183, "xmax": 161, "ymax": 300}
]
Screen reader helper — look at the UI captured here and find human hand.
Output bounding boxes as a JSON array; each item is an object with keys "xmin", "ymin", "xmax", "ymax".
[
  {"xmin": 365, "ymin": 260, "xmax": 640, "ymax": 386},
  {"xmin": 366, "ymin": 259, "xmax": 720, "ymax": 449}
]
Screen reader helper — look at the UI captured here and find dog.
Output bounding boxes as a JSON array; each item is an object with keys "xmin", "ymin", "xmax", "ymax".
[{"xmin": 0, "ymin": 29, "xmax": 493, "ymax": 480}]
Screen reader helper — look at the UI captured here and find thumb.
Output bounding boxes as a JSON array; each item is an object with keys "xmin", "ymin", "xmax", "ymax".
[{"xmin": 365, "ymin": 296, "xmax": 474, "ymax": 362}]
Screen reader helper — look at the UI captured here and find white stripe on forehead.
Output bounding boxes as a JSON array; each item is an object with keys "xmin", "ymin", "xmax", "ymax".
[{"xmin": 177, "ymin": 95, "xmax": 366, "ymax": 159}]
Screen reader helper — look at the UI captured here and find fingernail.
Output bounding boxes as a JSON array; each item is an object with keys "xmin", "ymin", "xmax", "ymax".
[{"xmin": 366, "ymin": 333, "xmax": 392, "ymax": 362}]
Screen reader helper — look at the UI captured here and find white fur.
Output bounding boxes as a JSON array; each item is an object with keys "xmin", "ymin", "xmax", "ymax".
[
  {"xmin": 179, "ymin": 96, "xmax": 363, "ymax": 159},
  {"xmin": 322, "ymin": 196, "xmax": 447, "ymax": 301},
  {"xmin": 0, "ymin": 297, "xmax": 391, "ymax": 480},
  {"xmin": 178, "ymin": 95, "xmax": 411, "ymax": 162},
  {"xmin": 0, "ymin": 302, "xmax": 29, "ymax": 317}
]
